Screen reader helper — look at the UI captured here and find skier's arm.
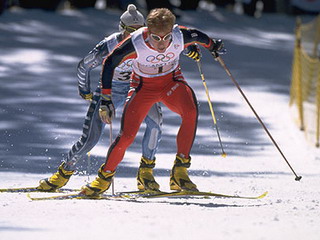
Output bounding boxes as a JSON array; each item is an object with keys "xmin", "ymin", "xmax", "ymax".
[
  {"xmin": 99, "ymin": 37, "xmax": 136, "ymax": 123},
  {"xmin": 77, "ymin": 39, "xmax": 110, "ymax": 100},
  {"xmin": 100, "ymin": 37, "xmax": 136, "ymax": 96},
  {"xmin": 180, "ymin": 26, "xmax": 225, "ymax": 56}
]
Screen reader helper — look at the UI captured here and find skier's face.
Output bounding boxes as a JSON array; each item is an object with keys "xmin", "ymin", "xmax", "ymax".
[{"xmin": 148, "ymin": 29, "xmax": 172, "ymax": 53}]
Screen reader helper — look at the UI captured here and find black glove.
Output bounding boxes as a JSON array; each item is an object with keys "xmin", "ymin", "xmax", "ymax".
[
  {"xmin": 210, "ymin": 39, "xmax": 226, "ymax": 58},
  {"xmin": 99, "ymin": 94, "xmax": 115, "ymax": 124},
  {"xmin": 184, "ymin": 44, "xmax": 201, "ymax": 61}
]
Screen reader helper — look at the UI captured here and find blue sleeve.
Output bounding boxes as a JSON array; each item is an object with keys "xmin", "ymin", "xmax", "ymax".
[
  {"xmin": 77, "ymin": 38, "xmax": 110, "ymax": 94},
  {"xmin": 180, "ymin": 27, "xmax": 215, "ymax": 51}
]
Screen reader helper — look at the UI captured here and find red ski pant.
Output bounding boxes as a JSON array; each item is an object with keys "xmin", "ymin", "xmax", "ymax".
[{"xmin": 103, "ymin": 70, "xmax": 198, "ymax": 171}]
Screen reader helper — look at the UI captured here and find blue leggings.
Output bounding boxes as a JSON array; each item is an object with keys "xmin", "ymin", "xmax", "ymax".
[{"xmin": 64, "ymin": 82, "xmax": 162, "ymax": 171}]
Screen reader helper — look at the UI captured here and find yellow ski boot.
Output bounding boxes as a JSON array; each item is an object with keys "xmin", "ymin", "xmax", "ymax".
[
  {"xmin": 37, "ymin": 162, "xmax": 74, "ymax": 191},
  {"xmin": 81, "ymin": 164, "xmax": 115, "ymax": 197},
  {"xmin": 136, "ymin": 157, "xmax": 160, "ymax": 191},
  {"xmin": 170, "ymin": 155, "xmax": 198, "ymax": 191}
]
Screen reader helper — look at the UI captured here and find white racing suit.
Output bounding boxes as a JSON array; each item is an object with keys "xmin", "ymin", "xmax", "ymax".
[{"xmin": 64, "ymin": 32, "xmax": 162, "ymax": 171}]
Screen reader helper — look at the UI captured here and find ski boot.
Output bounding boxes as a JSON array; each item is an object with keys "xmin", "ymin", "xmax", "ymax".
[
  {"xmin": 81, "ymin": 164, "xmax": 115, "ymax": 197},
  {"xmin": 170, "ymin": 155, "xmax": 198, "ymax": 191},
  {"xmin": 136, "ymin": 157, "xmax": 160, "ymax": 191},
  {"xmin": 37, "ymin": 162, "xmax": 74, "ymax": 191}
]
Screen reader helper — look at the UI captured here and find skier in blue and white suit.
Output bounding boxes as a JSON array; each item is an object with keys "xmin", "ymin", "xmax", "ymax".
[{"xmin": 37, "ymin": 4, "xmax": 164, "ymax": 192}]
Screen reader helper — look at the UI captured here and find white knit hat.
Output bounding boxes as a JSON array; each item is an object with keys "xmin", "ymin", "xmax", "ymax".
[{"xmin": 119, "ymin": 4, "xmax": 145, "ymax": 32}]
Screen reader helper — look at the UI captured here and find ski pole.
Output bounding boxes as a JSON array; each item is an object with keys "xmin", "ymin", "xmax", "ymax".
[
  {"xmin": 215, "ymin": 54, "xmax": 302, "ymax": 181},
  {"xmin": 109, "ymin": 122, "xmax": 115, "ymax": 195},
  {"xmin": 196, "ymin": 59, "xmax": 227, "ymax": 157},
  {"xmin": 87, "ymin": 152, "xmax": 91, "ymax": 182}
]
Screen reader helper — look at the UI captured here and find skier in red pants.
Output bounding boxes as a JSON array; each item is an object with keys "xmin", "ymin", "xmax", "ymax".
[{"xmin": 81, "ymin": 7, "xmax": 225, "ymax": 196}]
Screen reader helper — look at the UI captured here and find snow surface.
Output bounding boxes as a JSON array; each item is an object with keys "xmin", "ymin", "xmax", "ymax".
[{"xmin": 1, "ymin": 6, "xmax": 320, "ymax": 240}]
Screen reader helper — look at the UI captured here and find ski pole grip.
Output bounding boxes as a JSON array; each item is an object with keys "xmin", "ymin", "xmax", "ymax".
[{"xmin": 212, "ymin": 51, "xmax": 220, "ymax": 60}]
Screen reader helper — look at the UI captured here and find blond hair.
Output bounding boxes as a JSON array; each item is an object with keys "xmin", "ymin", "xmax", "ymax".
[{"xmin": 146, "ymin": 8, "xmax": 176, "ymax": 33}]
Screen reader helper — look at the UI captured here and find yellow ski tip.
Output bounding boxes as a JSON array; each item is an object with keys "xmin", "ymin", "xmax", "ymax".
[
  {"xmin": 258, "ymin": 191, "xmax": 268, "ymax": 199},
  {"xmin": 221, "ymin": 153, "xmax": 227, "ymax": 158}
]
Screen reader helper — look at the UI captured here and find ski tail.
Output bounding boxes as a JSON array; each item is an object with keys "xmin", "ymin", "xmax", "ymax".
[
  {"xmin": 27, "ymin": 193, "xmax": 90, "ymax": 201},
  {"xmin": 0, "ymin": 187, "xmax": 79, "ymax": 193}
]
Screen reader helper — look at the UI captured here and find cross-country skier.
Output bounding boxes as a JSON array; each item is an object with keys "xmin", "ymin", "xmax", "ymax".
[
  {"xmin": 81, "ymin": 7, "xmax": 225, "ymax": 196},
  {"xmin": 36, "ymin": 5, "xmax": 201, "ymax": 193},
  {"xmin": 37, "ymin": 4, "xmax": 162, "ymax": 192}
]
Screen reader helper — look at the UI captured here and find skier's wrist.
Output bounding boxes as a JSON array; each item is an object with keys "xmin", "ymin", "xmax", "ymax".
[{"xmin": 209, "ymin": 39, "xmax": 226, "ymax": 57}]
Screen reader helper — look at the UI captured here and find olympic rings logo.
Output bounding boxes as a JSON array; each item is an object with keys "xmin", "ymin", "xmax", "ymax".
[
  {"xmin": 118, "ymin": 59, "xmax": 133, "ymax": 70},
  {"xmin": 146, "ymin": 52, "xmax": 175, "ymax": 64}
]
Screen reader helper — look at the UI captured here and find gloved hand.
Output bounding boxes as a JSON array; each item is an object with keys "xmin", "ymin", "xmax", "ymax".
[
  {"xmin": 184, "ymin": 44, "xmax": 201, "ymax": 61},
  {"xmin": 79, "ymin": 89, "xmax": 93, "ymax": 101},
  {"xmin": 210, "ymin": 39, "xmax": 226, "ymax": 58},
  {"xmin": 99, "ymin": 94, "xmax": 115, "ymax": 124}
]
